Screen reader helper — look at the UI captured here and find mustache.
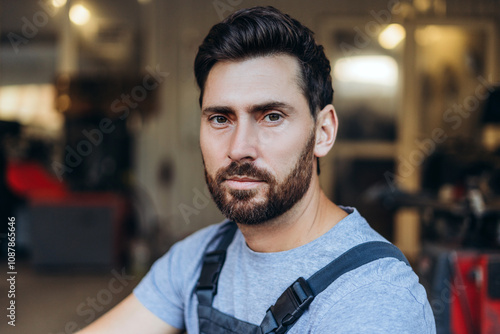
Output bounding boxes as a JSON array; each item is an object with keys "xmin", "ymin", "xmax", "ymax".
[{"xmin": 216, "ymin": 161, "xmax": 273, "ymax": 183}]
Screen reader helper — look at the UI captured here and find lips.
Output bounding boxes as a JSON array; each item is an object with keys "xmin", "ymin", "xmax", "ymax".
[
  {"xmin": 224, "ymin": 176, "xmax": 264, "ymax": 190},
  {"xmin": 226, "ymin": 176, "xmax": 262, "ymax": 182}
]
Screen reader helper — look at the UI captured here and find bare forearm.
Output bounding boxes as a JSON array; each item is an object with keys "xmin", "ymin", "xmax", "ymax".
[{"xmin": 77, "ymin": 294, "xmax": 181, "ymax": 334}]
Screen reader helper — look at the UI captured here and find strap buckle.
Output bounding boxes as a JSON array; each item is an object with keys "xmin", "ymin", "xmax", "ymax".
[
  {"xmin": 196, "ymin": 250, "xmax": 226, "ymax": 294},
  {"xmin": 265, "ymin": 277, "xmax": 314, "ymax": 334}
]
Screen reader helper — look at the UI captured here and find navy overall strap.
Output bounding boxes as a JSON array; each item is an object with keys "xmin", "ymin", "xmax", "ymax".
[
  {"xmin": 259, "ymin": 241, "xmax": 409, "ymax": 334},
  {"xmin": 196, "ymin": 221, "xmax": 238, "ymax": 306},
  {"xmin": 196, "ymin": 221, "xmax": 262, "ymax": 334},
  {"xmin": 308, "ymin": 241, "xmax": 409, "ymax": 295}
]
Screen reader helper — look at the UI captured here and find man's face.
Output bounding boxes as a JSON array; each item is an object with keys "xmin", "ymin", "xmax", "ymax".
[{"xmin": 200, "ymin": 55, "xmax": 317, "ymax": 225}]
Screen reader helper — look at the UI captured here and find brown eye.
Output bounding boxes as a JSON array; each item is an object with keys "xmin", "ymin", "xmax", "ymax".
[
  {"xmin": 265, "ymin": 113, "xmax": 282, "ymax": 122},
  {"xmin": 212, "ymin": 116, "xmax": 228, "ymax": 124}
]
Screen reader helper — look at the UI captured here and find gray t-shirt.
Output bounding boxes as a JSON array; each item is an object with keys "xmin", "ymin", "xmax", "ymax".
[{"xmin": 134, "ymin": 207, "xmax": 436, "ymax": 333}]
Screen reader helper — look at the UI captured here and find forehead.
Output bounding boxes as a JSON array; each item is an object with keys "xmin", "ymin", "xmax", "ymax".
[{"xmin": 202, "ymin": 54, "xmax": 307, "ymax": 111}]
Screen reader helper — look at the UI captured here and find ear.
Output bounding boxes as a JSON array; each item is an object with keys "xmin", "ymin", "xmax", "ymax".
[{"xmin": 314, "ymin": 104, "xmax": 338, "ymax": 158}]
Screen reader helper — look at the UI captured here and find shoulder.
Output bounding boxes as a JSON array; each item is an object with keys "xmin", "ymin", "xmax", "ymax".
[
  {"xmin": 307, "ymin": 208, "xmax": 435, "ymax": 332},
  {"xmin": 315, "ymin": 279, "xmax": 435, "ymax": 333},
  {"xmin": 134, "ymin": 221, "xmax": 229, "ymax": 301},
  {"xmin": 309, "ymin": 256, "xmax": 435, "ymax": 333},
  {"xmin": 132, "ymin": 220, "xmax": 230, "ymax": 328}
]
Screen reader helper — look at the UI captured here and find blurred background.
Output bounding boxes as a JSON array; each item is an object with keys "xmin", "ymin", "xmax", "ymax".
[{"xmin": 0, "ymin": 0, "xmax": 500, "ymax": 333}]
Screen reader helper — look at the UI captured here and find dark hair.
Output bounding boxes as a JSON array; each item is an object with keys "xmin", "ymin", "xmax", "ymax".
[{"xmin": 194, "ymin": 6, "xmax": 333, "ymax": 118}]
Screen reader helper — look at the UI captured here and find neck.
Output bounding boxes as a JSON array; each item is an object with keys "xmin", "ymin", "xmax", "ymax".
[{"xmin": 237, "ymin": 178, "xmax": 348, "ymax": 253}]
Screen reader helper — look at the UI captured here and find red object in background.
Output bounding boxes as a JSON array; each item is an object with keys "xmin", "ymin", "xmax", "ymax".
[
  {"xmin": 450, "ymin": 253, "xmax": 482, "ymax": 334},
  {"xmin": 6, "ymin": 160, "xmax": 68, "ymax": 199},
  {"xmin": 480, "ymin": 256, "xmax": 500, "ymax": 333},
  {"xmin": 450, "ymin": 252, "xmax": 500, "ymax": 334}
]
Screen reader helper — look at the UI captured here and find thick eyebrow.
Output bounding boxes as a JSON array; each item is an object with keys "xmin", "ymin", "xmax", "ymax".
[
  {"xmin": 202, "ymin": 101, "xmax": 296, "ymax": 115},
  {"xmin": 201, "ymin": 105, "xmax": 233, "ymax": 115},
  {"xmin": 249, "ymin": 101, "xmax": 295, "ymax": 114}
]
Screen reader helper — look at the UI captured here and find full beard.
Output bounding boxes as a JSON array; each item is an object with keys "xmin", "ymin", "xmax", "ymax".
[{"xmin": 204, "ymin": 132, "xmax": 316, "ymax": 225}]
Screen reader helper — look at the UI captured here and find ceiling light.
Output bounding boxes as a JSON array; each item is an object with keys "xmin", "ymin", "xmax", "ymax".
[{"xmin": 69, "ymin": 4, "xmax": 91, "ymax": 25}]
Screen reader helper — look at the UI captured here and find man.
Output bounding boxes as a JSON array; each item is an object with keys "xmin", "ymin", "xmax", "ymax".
[{"xmin": 79, "ymin": 6, "xmax": 436, "ymax": 333}]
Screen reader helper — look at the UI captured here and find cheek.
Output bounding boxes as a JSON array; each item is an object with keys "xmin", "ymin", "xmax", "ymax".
[
  {"xmin": 201, "ymin": 135, "xmax": 224, "ymax": 172},
  {"xmin": 261, "ymin": 139, "xmax": 303, "ymax": 178}
]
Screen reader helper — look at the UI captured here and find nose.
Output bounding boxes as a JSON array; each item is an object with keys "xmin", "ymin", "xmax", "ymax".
[{"xmin": 227, "ymin": 121, "xmax": 258, "ymax": 162}]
